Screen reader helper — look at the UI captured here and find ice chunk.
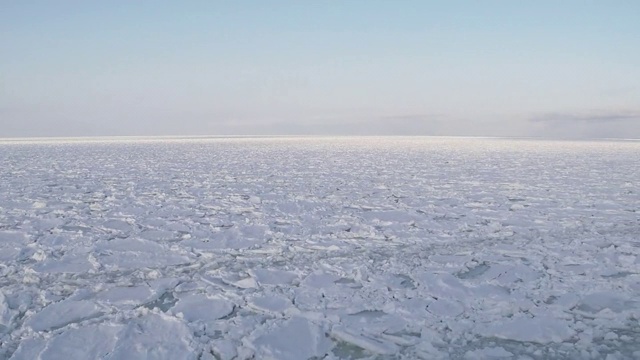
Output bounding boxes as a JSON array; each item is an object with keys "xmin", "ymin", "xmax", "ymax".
[
  {"xmin": 362, "ymin": 210, "xmax": 417, "ymax": 223},
  {"xmin": 427, "ymin": 298, "xmax": 465, "ymax": 317},
  {"xmin": 464, "ymin": 346, "xmax": 513, "ymax": 359},
  {"xmin": 210, "ymin": 339, "xmax": 239, "ymax": 360},
  {"xmin": 0, "ymin": 292, "xmax": 14, "ymax": 334},
  {"xmin": 97, "ymin": 238, "xmax": 191, "ymax": 269},
  {"xmin": 33, "ymin": 254, "xmax": 94, "ymax": 274},
  {"xmin": 477, "ymin": 315, "xmax": 576, "ymax": 344},
  {"xmin": 0, "ymin": 231, "xmax": 29, "ymax": 261},
  {"xmin": 169, "ymin": 293, "xmax": 234, "ymax": 322},
  {"xmin": 302, "ymin": 272, "xmax": 341, "ymax": 288},
  {"xmin": 331, "ymin": 325, "xmax": 399, "ymax": 355},
  {"xmin": 415, "ymin": 272, "xmax": 471, "ymax": 299},
  {"xmin": 103, "ymin": 219, "xmax": 133, "ymax": 233},
  {"xmin": 220, "ymin": 273, "xmax": 258, "ymax": 289},
  {"xmin": 96, "ymin": 285, "xmax": 153, "ymax": 306},
  {"xmin": 341, "ymin": 310, "xmax": 408, "ymax": 336},
  {"xmin": 457, "ymin": 262, "xmax": 490, "ymax": 279},
  {"xmin": 251, "ymin": 317, "xmax": 332, "ymax": 360},
  {"xmin": 140, "ymin": 229, "xmax": 176, "ymax": 241},
  {"xmin": 0, "ymin": 231, "xmax": 29, "ymax": 244},
  {"xmin": 38, "ymin": 323, "xmax": 123, "ymax": 359},
  {"xmin": 26, "ymin": 299, "xmax": 101, "ymax": 332},
  {"xmin": 182, "ymin": 233, "xmax": 259, "ymax": 250},
  {"xmin": 109, "ymin": 313, "xmax": 195, "ymax": 360},
  {"xmin": 98, "ymin": 237, "xmax": 163, "ymax": 252},
  {"xmin": 577, "ymin": 292, "xmax": 637, "ymax": 313},
  {"xmin": 8, "ymin": 338, "xmax": 47, "ymax": 360},
  {"xmin": 250, "ymin": 268, "xmax": 298, "ymax": 285},
  {"xmin": 248, "ymin": 295, "xmax": 292, "ymax": 314},
  {"xmin": 479, "ymin": 263, "xmax": 542, "ymax": 285}
]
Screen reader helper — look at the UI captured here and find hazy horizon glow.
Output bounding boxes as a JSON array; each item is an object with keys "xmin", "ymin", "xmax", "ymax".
[{"xmin": 2, "ymin": 1, "xmax": 639, "ymax": 138}]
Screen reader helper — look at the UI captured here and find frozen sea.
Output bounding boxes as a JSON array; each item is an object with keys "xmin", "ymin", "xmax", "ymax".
[{"xmin": 0, "ymin": 136, "xmax": 639, "ymax": 359}]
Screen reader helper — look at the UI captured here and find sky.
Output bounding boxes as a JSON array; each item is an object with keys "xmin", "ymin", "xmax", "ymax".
[{"xmin": 2, "ymin": 1, "xmax": 639, "ymax": 138}]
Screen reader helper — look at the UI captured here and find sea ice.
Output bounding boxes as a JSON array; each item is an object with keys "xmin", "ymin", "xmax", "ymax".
[{"xmin": 1, "ymin": 137, "xmax": 638, "ymax": 358}]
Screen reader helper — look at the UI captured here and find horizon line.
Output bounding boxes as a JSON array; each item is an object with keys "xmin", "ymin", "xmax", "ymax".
[{"xmin": 1, "ymin": 134, "xmax": 639, "ymax": 144}]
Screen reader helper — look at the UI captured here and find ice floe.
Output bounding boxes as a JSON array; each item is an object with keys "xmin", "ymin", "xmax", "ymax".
[{"xmin": 1, "ymin": 136, "xmax": 639, "ymax": 359}]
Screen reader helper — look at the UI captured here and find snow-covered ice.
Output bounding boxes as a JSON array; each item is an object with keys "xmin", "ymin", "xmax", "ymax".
[{"xmin": 0, "ymin": 136, "xmax": 639, "ymax": 359}]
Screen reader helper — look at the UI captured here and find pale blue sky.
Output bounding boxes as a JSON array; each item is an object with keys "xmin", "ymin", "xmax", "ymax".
[{"xmin": 2, "ymin": 1, "xmax": 639, "ymax": 138}]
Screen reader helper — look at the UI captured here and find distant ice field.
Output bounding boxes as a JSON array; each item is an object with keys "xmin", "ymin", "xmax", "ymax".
[{"xmin": 0, "ymin": 136, "xmax": 639, "ymax": 359}]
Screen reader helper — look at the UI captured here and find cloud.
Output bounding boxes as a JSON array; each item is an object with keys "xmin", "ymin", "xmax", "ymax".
[
  {"xmin": 527, "ymin": 109, "xmax": 640, "ymax": 139},
  {"xmin": 529, "ymin": 110, "xmax": 640, "ymax": 124}
]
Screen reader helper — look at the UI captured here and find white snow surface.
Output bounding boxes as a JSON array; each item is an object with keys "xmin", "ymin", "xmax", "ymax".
[{"xmin": 0, "ymin": 136, "xmax": 639, "ymax": 359}]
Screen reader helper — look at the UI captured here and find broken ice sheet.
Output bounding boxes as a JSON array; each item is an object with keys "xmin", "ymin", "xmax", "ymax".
[{"xmin": 1, "ymin": 137, "xmax": 639, "ymax": 359}]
